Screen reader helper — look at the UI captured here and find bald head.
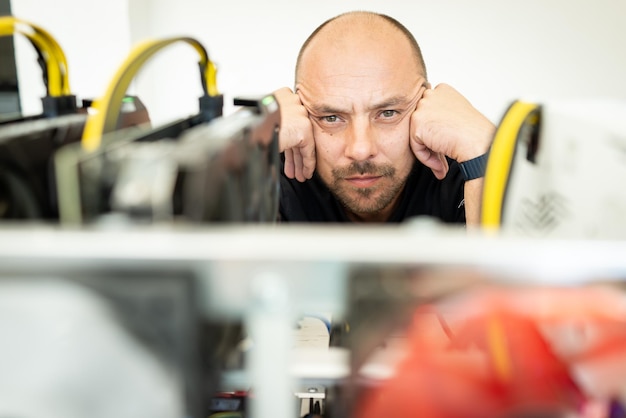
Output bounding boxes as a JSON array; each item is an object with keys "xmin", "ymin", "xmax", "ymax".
[{"xmin": 295, "ymin": 11, "xmax": 428, "ymax": 83}]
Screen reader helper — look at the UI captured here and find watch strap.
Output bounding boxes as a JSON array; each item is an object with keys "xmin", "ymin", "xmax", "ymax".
[{"xmin": 459, "ymin": 152, "xmax": 489, "ymax": 181}]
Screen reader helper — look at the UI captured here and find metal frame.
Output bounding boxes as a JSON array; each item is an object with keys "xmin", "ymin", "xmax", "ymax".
[{"xmin": 1, "ymin": 223, "xmax": 625, "ymax": 418}]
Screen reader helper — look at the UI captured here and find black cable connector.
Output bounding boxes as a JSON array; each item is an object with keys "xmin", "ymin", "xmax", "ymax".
[
  {"xmin": 199, "ymin": 94, "xmax": 224, "ymax": 122},
  {"xmin": 41, "ymin": 95, "xmax": 78, "ymax": 117}
]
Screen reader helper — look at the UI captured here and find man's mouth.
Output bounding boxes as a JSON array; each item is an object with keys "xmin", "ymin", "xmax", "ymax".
[
  {"xmin": 332, "ymin": 161, "xmax": 396, "ymax": 189},
  {"xmin": 344, "ymin": 175, "xmax": 382, "ymax": 188}
]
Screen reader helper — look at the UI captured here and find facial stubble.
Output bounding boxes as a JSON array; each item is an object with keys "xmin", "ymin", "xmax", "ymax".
[{"xmin": 330, "ymin": 161, "xmax": 407, "ymax": 215}]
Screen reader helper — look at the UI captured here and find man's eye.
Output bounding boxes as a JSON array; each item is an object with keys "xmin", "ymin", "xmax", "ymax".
[
  {"xmin": 381, "ymin": 110, "xmax": 398, "ymax": 118},
  {"xmin": 321, "ymin": 115, "xmax": 338, "ymax": 123}
]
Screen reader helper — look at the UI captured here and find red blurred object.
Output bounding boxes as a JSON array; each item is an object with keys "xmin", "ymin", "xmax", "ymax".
[{"xmin": 356, "ymin": 302, "xmax": 586, "ymax": 418}]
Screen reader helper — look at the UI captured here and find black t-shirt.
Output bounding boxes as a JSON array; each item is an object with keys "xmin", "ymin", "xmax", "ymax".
[{"xmin": 278, "ymin": 155, "xmax": 466, "ymax": 223}]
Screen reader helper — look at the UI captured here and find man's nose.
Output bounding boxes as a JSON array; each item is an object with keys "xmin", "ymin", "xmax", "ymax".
[{"xmin": 344, "ymin": 118, "xmax": 377, "ymax": 161}]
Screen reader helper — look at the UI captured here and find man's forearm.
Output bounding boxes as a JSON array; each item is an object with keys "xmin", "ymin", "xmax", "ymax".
[{"xmin": 463, "ymin": 177, "xmax": 484, "ymax": 227}]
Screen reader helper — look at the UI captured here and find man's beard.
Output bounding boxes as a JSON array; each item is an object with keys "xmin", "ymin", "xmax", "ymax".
[{"xmin": 329, "ymin": 160, "xmax": 405, "ymax": 215}]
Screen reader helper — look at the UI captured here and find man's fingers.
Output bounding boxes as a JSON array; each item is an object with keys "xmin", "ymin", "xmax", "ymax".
[
  {"xmin": 292, "ymin": 148, "xmax": 305, "ymax": 182},
  {"xmin": 292, "ymin": 146, "xmax": 317, "ymax": 182},
  {"xmin": 423, "ymin": 151, "xmax": 448, "ymax": 180},
  {"xmin": 410, "ymin": 99, "xmax": 448, "ymax": 180},
  {"xmin": 411, "ymin": 140, "xmax": 449, "ymax": 180},
  {"xmin": 274, "ymin": 86, "xmax": 317, "ymax": 181},
  {"xmin": 300, "ymin": 144, "xmax": 316, "ymax": 180},
  {"xmin": 436, "ymin": 152, "xmax": 449, "ymax": 179},
  {"xmin": 284, "ymin": 148, "xmax": 295, "ymax": 179},
  {"xmin": 283, "ymin": 147, "xmax": 316, "ymax": 182}
]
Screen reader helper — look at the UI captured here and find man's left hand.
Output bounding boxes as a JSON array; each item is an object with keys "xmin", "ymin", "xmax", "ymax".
[{"xmin": 409, "ymin": 83, "xmax": 495, "ymax": 179}]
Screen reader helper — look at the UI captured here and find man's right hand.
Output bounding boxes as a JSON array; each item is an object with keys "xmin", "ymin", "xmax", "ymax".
[{"xmin": 273, "ymin": 87, "xmax": 316, "ymax": 182}]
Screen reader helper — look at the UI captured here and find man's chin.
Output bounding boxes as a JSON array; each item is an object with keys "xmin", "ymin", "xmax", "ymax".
[{"xmin": 338, "ymin": 190, "xmax": 389, "ymax": 215}]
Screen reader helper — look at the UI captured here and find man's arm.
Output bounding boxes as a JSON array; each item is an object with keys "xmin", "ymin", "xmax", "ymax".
[
  {"xmin": 410, "ymin": 83, "xmax": 495, "ymax": 226},
  {"xmin": 462, "ymin": 178, "xmax": 486, "ymax": 227},
  {"xmin": 272, "ymin": 87, "xmax": 316, "ymax": 182}
]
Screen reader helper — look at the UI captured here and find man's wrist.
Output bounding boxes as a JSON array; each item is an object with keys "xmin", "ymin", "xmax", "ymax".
[{"xmin": 458, "ymin": 151, "xmax": 489, "ymax": 181}]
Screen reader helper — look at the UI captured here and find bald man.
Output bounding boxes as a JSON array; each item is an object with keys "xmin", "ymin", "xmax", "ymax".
[{"xmin": 274, "ymin": 11, "xmax": 495, "ymax": 225}]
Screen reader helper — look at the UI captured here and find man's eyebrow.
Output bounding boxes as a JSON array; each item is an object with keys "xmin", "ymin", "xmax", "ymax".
[
  {"xmin": 307, "ymin": 103, "xmax": 350, "ymax": 115},
  {"xmin": 307, "ymin": 96, "xmax": 412, "ymax": 115},
  {"xmin": 367, "ymin": 95, "xmax": 412, "ymax": 111}
]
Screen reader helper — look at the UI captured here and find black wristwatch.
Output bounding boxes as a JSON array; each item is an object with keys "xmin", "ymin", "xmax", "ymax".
[{"xmin": 459, "ymin": 152, "xmax": 489, "ymax": 181}]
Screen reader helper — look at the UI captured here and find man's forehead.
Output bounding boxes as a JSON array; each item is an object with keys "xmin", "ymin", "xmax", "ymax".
[
  {"xmin": 298, "ymin": 46, "xmax": 421, "ymax": 87},
  {"xmin": 297, "ymin": 53, "xmax": 425, "ymax": 98},
  {"xmin": 301, "ymin": 87, "xmax": 422, "ymax": 115}
]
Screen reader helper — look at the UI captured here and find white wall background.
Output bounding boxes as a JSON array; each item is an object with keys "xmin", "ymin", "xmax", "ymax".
[{"xmin": 10, "ymin": 0, "xmax": 626, "ymax": 125}]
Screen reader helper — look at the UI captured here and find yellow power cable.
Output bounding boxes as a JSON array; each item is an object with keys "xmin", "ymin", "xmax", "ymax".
[
  {"xmin": 28, "ymin": 20, "xmax": 71, "ymax": 95},
  {"xmin": 0, "ymin": 16, "xmax": 70, "ymax": 96},
  {"xmin": 81, "ymin": 36, "xmax": 219, "ymax": 152},
  {"xmin": 206, "ymin": 58, "xmax": 219, "ymax": 96},
  {"xmin": 480, "ymin": 101, "xmax": 540, "ymax": 229},
  {"xmin": 486, "ymin": 315, "xmax": 511, "ymax": 383}
]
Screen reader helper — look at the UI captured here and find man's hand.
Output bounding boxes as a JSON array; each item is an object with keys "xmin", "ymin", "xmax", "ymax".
[
  {"xmin": 409, "ymin": 83, "xmax": 495, "ymax": 179},
  {"xmin": 273, "ymin": 87, "xmax": 316, "ymax": 182}
]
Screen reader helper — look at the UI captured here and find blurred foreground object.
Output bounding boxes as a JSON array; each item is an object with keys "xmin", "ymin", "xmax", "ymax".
[
  {"xmin": 481, "ymin": 99, "xmax": 626, "ymax": 238},
  {"xmin": 355, "ymin": 284, "xmax": 626, "ymax": 418},
  {"xmin": 0, "ymin": 278, "xmax": 186, "ymax": 418}
]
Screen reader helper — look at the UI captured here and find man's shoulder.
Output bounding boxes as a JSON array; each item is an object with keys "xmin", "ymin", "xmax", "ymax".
[
  {"xmin": 392, "ymin": 160, "xmax": 465, "ymax": 223},
  {"xmin": 279, "ymin": 171, "xmax": 348, "ymax": 223}
]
